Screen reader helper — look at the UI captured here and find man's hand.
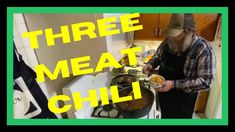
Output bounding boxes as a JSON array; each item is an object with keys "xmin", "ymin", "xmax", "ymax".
[
  {"xmin": 156, "ymin": 80, "xmax": 174, "ymax": 92},
  {"xmin": 142, "ymin": 64, "xmax": 153, "ymax": 74}
]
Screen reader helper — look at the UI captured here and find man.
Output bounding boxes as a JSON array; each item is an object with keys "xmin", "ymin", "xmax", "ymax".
[{"xmin": 142, "ymin": 14, "xmax": 216, "ymax": 118}]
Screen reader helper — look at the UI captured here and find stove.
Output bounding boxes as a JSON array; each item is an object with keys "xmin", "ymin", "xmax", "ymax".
[{"xmin": 91, "ymin": 80, "xmax": 161, "ymax": 119}]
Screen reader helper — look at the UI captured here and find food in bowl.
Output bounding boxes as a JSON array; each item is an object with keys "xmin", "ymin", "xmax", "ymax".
[
  {"xmin": 149, "ymin": 74, "xmax": 165, "ymax": 88},
  {"xmin": 151, "ymin": 75, "xmax": 164, "ymax": 84}
]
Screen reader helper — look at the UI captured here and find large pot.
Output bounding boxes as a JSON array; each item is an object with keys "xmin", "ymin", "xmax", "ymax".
[
  {"xmin": 111, "ymin": 74, "xmax": 138, "ymax": 89},
  {"xmin": 115, "ymin": 86, "xmax": 154, "ymax": 118}
]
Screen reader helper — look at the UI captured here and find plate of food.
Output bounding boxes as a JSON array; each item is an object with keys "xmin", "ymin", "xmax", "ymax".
[{"xmin": 149, "ymin": 74, "xmax": 165, "ymax": 88}]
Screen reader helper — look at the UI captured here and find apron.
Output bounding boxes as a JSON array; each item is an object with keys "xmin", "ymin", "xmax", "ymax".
[{"xmin": 158, "ymin": 44, "xmax": 198, "ymax": 119}]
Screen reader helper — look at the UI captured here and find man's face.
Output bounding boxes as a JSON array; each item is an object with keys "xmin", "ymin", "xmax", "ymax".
[{"xmin": 167, "ymin": 31, "xmax": 186, "ymax": 46}]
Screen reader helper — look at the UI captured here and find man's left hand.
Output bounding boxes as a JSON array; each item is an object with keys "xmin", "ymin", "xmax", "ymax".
[{"xmin": 156, "ymin": 80, "xmax": 174, "ymax": 92}]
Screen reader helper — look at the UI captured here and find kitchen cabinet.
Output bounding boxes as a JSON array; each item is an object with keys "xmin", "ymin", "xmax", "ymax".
[
  {"xmin": 193, "ymin": 14, "xmax": 219, "ymax": 41},
  {"xmin": 134, "ymin": 14, "xmax": 219, "ymax": 41},
  {"xmin": 194, "ymin": 90, "xmax": 209, "ymax": 113},
  {"xmin": 134, "ymin": 14, "xmax": 171, "ymax": 41}
]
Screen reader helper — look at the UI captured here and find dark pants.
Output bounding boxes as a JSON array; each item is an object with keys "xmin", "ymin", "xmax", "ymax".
[{"xmin": 159, "ymin": 89, "xmax": 198, "ymax": 118}]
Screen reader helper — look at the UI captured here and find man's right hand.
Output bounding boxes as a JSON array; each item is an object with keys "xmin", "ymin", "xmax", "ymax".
[{"xmin": 142, "ymin": 64, "xmax": 153, "ymax": 74}]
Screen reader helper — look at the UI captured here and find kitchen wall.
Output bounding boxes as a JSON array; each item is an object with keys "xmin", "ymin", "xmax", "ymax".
[
  {"xmin": 23, "ymin": 14, "xmax": 107, "ymax": 73},
  {"xmin": 103, "ymin": 13, "xmax": 133, "ymax": 63},
  {"xmin": 14, "ymin": 14, "xmax": 37, "ymax": 67}
]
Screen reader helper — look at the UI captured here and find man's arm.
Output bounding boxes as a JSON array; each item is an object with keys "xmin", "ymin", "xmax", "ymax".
[
  {"xmin": 147, "ymin": 53, "xmax": 160, "ymax": 69},
  {"xmin": 174, "ymin": 46, "xmax": 216, "ymax": 93},
  {"xmin": 147, "ymin": 41, "xmax": 166, "ymax": 69}
]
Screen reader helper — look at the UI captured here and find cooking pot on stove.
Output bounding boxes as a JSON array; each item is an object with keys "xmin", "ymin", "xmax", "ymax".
[
  {"xmin": 111, "ymin": 74, "xmax": 138, "ymax": 89},
  {"xmin": 115, "ymin": 86, "xmax": 154, "ymax": 118}
]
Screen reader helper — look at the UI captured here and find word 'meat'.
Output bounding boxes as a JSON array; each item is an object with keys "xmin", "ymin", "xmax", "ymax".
[{"xmin": 36, "ymin": 47, "xmax": 141, "ymax": 82}]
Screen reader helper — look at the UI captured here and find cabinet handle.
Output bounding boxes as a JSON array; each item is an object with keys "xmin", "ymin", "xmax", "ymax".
[
  {"xmin": 159, "ymin": 28, "xmax": 162, "ymax": 36},
  {"xmin": 154, "ymin": 28, "xmax": 158, "ymax": 36}
]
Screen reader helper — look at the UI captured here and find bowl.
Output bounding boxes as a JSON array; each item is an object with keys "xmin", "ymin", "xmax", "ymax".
[{"xmin": 149, "ymin": 74, "xmax": 165, "ymax": 88}]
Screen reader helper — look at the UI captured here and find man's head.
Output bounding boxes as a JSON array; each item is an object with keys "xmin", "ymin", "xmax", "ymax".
[
  {"xmin": 165, "ymin": 14, "xmax": 196, "ymax": 53},
  {"xmin": 165, "ymin": 14, "xmax": 195, "ymax": 37}
]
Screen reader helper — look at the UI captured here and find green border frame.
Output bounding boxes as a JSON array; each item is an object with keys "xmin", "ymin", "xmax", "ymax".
[{"xmin": 7, "ymin": 7, "xmax": 228, "ymax": 125}]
